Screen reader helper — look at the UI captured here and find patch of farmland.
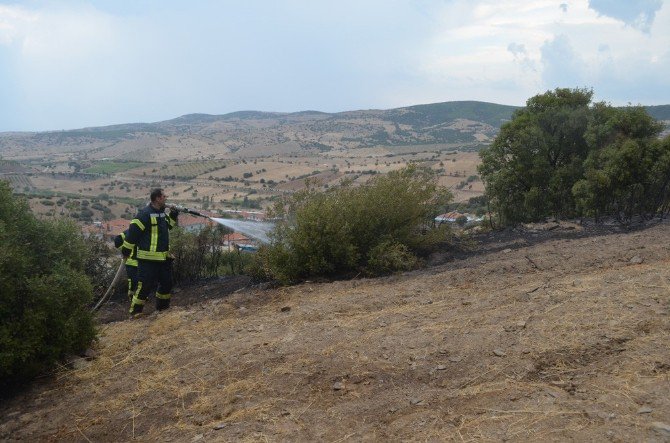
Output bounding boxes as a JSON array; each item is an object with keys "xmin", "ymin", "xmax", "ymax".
[
  {"xmin": 130, "ymin": 160, "xmax": 229, "ymax": 180},
  {"xmin": 2, "ymin": 174, "xmax": 35, "ymax": 192},
  {"xmin": 84, "ymin": 161, "xmax": 146, "ymax": 175},
  {"xmin": 208, "ymin": 160, "xmax": 317, "ymax": 183}
]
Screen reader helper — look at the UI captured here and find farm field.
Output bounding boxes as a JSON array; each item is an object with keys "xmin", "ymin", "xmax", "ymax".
[{"xmin": 2, "ymin": 145, "xmax": 484, "ymax": 222}]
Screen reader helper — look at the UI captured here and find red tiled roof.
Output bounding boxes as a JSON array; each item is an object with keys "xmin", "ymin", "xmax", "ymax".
[
  {"xmin": 222, "ymin": 232, "xmax": 255, "ymax": 246},
  {"xmin": 224, "ymin": 232, "xmax": 251, "ymax": 242},
  {"xmin": 104, "ymin": 219, "xmax": 132, "ymax": 234},
  {"xmin": 179, "ymin": 214, "xmax": 214, "ymax": 227}
]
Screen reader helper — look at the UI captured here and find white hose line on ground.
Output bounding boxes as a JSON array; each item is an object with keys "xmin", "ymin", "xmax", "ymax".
[{"xmin": 91, "ymin": 260, "xmax": 125, "ymax": 313}]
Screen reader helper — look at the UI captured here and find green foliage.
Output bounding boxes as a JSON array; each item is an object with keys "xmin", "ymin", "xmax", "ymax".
[
  {"xmin": 479, "ymin": 88, "xmax": 668, "ymax": 225},
  {"xmin": 170, "ymin": 224, "xmax": 251, "ymax": 285},
  {"xmin": 574, "ymin": 116, "xmax": 670, "ymax": 222},
  {"xmin": 257, "ymin": 165, "xmax": 453, "ymax": 283},
  {"xmin": 455, "ymin": 215, "xmax": 468, "ymax": 227},
  {"xmin": 479, "ymin": 88, "xmax": 593, "ymax": 224},
  {"xmin": 82, "ymin": 235, "xmax": 117, "ymax": 295},
  {"xmin": 0, "ymin": 181, "xmax": 96, "ymax": 387},
  {"xmin": 153, "ymin": 160, "xmax": 228, "ymax": 180},
  {"xmin": 366, "ymin": 241, "xmax": 418, "ymax": 276}
]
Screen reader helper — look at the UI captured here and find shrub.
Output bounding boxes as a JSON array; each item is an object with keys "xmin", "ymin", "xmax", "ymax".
[
  {"xmin": 258, "ymin": 165, "xmax": 452, "ymax": 282},
  {"xmin": 82, "ymin": 235, "xmax": 116, "ymax": 295},
  {"xmin": 366, "ymin": 241, "xmax": 418, "ymax": 276},
  {"xmin": 170, "ymin": 224, "xmax": 236, "ymax": 285},
  {"xmin": 0, "ymin": 181, "xmax": 96, "ymax": 389}
]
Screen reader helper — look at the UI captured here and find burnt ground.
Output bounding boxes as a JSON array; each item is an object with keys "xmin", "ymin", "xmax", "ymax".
[
  {"xmin": 1, "ymin": 220, "xmax": 670, "ymax": 441},
  {"xmin": 95, "ymin": 275, "xmax": 254, "ymax": 324}
]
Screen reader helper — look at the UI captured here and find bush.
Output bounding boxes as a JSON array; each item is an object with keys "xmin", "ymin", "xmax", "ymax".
[
  {"xmin": 257, "ymin": 165, "xmax": 452, "ymax": 283},
  {"xmin": 170, "ymin": 224, "xmax": 237, "ymax": 285},
  {"xmin": 0, "ymin": 181, "xmax": 96, "ymax": 389},
  {"xmin": 366, "ymin": 241, "xmax": 418, "ymax": 276},
  {"xmin": 82, "ymin": 235, "xmax": 116, "ymax": 295}
]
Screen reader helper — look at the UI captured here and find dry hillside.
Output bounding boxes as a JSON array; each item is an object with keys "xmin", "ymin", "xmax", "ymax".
[{"xmin": 2, "ymin": 221, "xmax": 670, "ymax": 441}]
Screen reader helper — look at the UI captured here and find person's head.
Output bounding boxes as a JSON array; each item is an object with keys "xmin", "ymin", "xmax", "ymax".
[{"xmin": 150, "ymin": 188, "xmax": 167, "ymax": 210}]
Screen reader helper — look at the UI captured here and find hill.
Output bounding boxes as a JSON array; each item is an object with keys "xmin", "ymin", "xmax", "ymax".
[
  {"xmin": 0, "ymin": 101, "xmax": 518, "ymax": 161},
  {"xmin": 2, "ymin": 101, "xmax": 667, "ymax": 163},
  {"xmin": 645, "ymin": 104, "xmax": 670, "ymax": 121},
  {"xmin": 2, "ymin": 220, "xmax": 669, "ymax": 441}
]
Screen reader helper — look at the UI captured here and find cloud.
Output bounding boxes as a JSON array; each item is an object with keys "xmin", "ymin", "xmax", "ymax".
[
  {"xmin": 588, "ymin": 0, "xmax": 663, "ymax": 32},
  {"xmin": 540, "ymin": 34, "xmax": 586, "ymax": 88},
  {"xmin": 507, "ymin": 42, "xmax": 527, "ymax": 58},
  {"xmin": 0, "ymin": 1, "xmax": 669, "ymax": 131}
]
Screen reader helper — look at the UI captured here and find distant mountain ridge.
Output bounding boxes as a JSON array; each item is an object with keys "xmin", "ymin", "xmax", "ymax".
[{"xmin": 0, "ymin": 101, "xmax": 668, "ymax": 161}]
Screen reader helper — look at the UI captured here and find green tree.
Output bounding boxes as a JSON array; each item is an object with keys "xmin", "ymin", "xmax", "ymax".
[
  {"xmin": 479, "ymin": 88, "xmax": 667, "ymax": 225},
  {"xmin": 573, "ymin": 107, "xmax": 668, "ymax": 222},
  {"xmin": 0, "ymin": 181, "xmax": 96, "ymax": 388},
  {"xmin": 478, "ymin": 88, "xmax": 593, "ymax": 224}
]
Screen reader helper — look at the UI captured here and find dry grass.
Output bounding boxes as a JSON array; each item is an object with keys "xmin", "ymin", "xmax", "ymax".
[{"xmin": 2, "ymin": 224, "xmax": 670, "ymax": 441}]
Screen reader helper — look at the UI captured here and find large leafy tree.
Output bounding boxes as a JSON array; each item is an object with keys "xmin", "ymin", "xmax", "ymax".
[
  {"xmin": 479, "ymin": 88, "xmax": 594, "ymax": 224},
  {"xmin": 479, "ymin": 88, "xmax": 669, "ymax": 225}
]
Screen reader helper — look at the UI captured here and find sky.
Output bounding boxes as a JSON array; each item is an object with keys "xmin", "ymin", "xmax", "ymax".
[{"xmin": 0, "ymin": 0, "xmax": 668, "ymax": 132}]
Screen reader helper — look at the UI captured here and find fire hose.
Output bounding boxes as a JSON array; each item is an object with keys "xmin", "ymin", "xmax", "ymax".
[
  {"xmin": 91, "ymin": 259, "xmax": 125, "ymax": 312},
  {"xmin": 171, "ymin": 205, "xmax": 207, "ymax": 218}
]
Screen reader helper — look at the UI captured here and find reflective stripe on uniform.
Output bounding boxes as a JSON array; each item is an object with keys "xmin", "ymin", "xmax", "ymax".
[
  {"xmin": 125, "ymin": 258, "xmax": 138, "ymax": 267},
  {"xmin": 136, "ymin": 250, "xmax": 168, "ymax": 260},
  {"xmin": 131, "ymin": 218, "xmax": 145, "ymax": 231},
  {"xmin": 156, "ymin": 292, "xmax": 171, "ymax": 300},
  {"xmin": 167, "ymin": 216, "xmax": 176, "ymax": 228},
  {"xmin": 150, "ymin": 215, "xmax": 158, "ymax": 252},
  {"xmin": 122, "ymin": 240, "xmax": 135, "ymax": 250},
  {"xmin": 129, "ymin": 282, "xmax": 145, "ymax": 313}
]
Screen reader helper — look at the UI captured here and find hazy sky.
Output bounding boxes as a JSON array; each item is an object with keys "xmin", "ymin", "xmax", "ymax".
[{"xmin": 0, "ymin": 0, "xmax": 668, "ymax": 132}]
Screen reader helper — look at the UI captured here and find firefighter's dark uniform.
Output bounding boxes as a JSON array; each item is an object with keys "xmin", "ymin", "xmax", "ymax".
[
  {"xmin": 113, "ymin": 230, "xmax": 138, "ymax": 301},
  {"xmin": 122, "ymin": 205, "xmax": 178, "ymax": 314}
]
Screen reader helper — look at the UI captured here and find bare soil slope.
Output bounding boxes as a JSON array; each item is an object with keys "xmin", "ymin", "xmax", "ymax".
[{"xmin": 2, "ymin": 222, "xmax": 670, "ymax": 442}]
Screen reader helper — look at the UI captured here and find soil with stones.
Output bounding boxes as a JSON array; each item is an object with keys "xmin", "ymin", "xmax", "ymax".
[{"xmin": 2, "ymin": 220, "xmax": 670, "ymax": 442}]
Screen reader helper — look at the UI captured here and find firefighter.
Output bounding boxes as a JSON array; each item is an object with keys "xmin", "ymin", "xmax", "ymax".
[
  {"xmin": 121, "ymin": 188, "xmax": 179, "ymax": 315},
  {"xmin": 113, "ymin": 229, "xmax": 138, "ymax": 301}
]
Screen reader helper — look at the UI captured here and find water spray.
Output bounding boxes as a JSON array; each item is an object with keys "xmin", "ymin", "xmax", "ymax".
[{"xmin": 171, "ymin": 205, "xmax": 275, "ymax": 243}]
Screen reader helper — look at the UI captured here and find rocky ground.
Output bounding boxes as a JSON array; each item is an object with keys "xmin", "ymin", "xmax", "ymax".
[{"xmin": 2, "ymin": 220, "xmax": 670, "ymax": 442}]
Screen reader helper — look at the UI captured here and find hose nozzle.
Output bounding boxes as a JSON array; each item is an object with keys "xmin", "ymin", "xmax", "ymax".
[{"xmin": 170, "ymin": 205, "xmax": 205, "ymax": 218}]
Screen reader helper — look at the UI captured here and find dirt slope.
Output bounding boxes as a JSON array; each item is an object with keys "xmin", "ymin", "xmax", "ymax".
[{"xmin": 2, "ymin": 222, "xmax": 670, "ymax": 442}]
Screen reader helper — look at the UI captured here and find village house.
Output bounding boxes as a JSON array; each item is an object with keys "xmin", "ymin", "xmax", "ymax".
[{"xmin": 222, "ymin": 232, "xmax": 255, "ymax": 251}]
